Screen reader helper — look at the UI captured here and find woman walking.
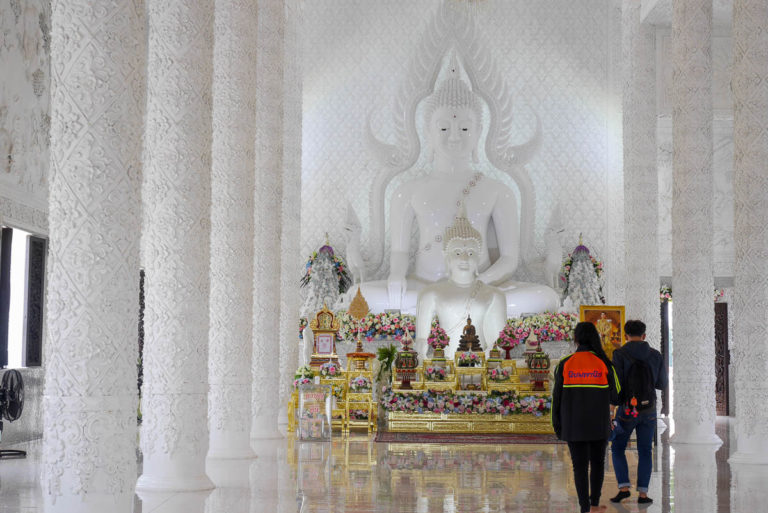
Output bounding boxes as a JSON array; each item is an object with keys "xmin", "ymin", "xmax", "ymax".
[{"xmin": 552, "ymin": 322, "xmax": 620, "ymax": 513}]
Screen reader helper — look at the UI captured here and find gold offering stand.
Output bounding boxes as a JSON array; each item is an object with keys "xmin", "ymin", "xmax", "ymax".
[
  {"xmin": 344, "ymin": 288, "xmax": 377, "ymax": 435},
  {"xmin": 387, "ymin": 340, "xmax": 553, "ymax": 434}
]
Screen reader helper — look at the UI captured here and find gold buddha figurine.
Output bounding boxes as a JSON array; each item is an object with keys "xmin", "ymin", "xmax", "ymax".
[{"xmin": 458, "ymin": 317, "xmax": 482, "ymax": 352}]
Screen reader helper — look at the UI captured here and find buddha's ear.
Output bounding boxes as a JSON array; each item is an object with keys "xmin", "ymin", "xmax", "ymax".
[
  {"xmin": 471, "ymin": 147, "xmax": 479, "ymax": 163},
  {"xmin": 428, "ymin": 145, "xmax": 435, "ymax": 163}
]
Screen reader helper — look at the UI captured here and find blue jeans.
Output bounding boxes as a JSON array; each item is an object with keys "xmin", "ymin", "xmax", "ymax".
[{"xmin": 611, "ymin": 408, "xmax": 656, "ymax": 493}]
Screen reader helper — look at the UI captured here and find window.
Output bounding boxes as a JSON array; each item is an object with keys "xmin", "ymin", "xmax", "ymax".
[{"xmin": 0, "ymin": 227, "xmax": 46, "ymax": 369}]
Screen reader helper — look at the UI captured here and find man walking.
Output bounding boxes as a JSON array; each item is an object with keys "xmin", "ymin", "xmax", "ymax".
[{"xmin": 610, "ymin": 320, "xmax": 668, "ymax": 504}]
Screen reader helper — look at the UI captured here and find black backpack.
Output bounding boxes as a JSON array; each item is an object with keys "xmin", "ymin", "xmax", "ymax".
[{"xmin": 621, "ymin": 355, "xmax": 655, "ymax": 413}]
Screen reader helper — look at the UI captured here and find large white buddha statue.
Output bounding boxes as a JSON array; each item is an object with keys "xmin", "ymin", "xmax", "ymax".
[
  {"xmin": 415, "ymin": 203, "xmax": 506, "ymax": 359},
  {"xmin": 368, "ymin": 71, "xmax": 559, "ymax": 316}
]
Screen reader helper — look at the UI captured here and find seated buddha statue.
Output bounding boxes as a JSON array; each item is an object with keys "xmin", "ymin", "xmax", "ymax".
[
  {"xmin": 414, "ymin": 204, "xmax": 506, "ymax": 359},
  {"xmin": 457, "ymin": 317, "xmax": 482, "ymax": 352},
  {"xmin": 349, "ymin": 69, "xmax": 559, "ymax": 317}
]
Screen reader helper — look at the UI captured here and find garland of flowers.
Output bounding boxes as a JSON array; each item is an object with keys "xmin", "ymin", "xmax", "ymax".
[
  {"xmin": 334, "ymin": 311, "xmax": 416, "ymax": 342},
  {"xmin": 379, "ymin": 386, "xmax": 551, "ymax": 416},
  {"xmin": 300, "ymin": 250, "xmax": 352, "ymax": 294},
  {"xmin": 659, "ymin": 285, "xmax": 726, "ymax": 302},
  {"xmin": 504, "ymin": 312, "xmax": 577, "ymax": 342}
]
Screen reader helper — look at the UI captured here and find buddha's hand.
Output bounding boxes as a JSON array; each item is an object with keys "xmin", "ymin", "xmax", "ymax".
[{"xmin": 387, "ymin": 276, "xmax": 407, "ymax": 309}]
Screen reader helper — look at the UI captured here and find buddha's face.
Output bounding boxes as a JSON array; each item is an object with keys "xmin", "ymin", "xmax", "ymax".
[
  {"xmin": 445, "ymin": 239, "xmax": 480, "ymax": 283},
  {"xmin": 430, "ymin": 106, "xmax": 481, "ymax": 162}
]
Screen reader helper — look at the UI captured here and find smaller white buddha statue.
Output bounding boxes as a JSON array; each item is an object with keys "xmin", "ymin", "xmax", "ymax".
[{"xmin": 415, "ymin": 203, "xmax": 506, "ymax": 359}]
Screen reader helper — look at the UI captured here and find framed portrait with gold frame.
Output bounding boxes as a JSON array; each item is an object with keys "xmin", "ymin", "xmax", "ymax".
[{"xmin": 579, "ymin": 305, "xmax": 626, "ymax": 360}]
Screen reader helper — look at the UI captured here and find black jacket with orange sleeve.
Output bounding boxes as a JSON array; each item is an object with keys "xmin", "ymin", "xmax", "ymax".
[{"xmin": 551, "ymin": 346, "xmax": 620, "ymax": 441}]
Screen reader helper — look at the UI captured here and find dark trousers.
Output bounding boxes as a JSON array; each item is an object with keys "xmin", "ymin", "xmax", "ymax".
[{"xmin": 567, "ymin": 440, "xmax": 608, "ymax": 513}]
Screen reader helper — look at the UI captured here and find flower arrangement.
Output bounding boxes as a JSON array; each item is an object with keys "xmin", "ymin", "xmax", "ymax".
[
  {"xmin": 294, "ymin": 365, "xmax": 314, "ymax": 380},
  {"xmin": 427, "ymin": 318, "xmax": 449, "ymax": 349},
  {"xmin": 293, "ymin": 377, "xmax": 312, "ymax": 388},
  {"xmin": 349, "ymin": 409, "xmax": 369, "ymax": 420},
  {"xmin": 424, "ymin": 366, "xmax": 448, "ymax": 381},
  {"xmin": 334, "ymin": 311, "xmax": 416, "ymax": 342},
  {"xmin": 457, "ymin": 351, "xmax": 481, "ymax": 367},
  {"xmin": 495, "ymin": 325, "xmax": 521, "ymax": 358},
  {"xmin": 504, "ymin": 312, "xmax": 577, "ymax": 343},
  {"xmin": 293, "ymin": 365, "xmax": 314, "ymax": 389},
  {"xmin": 488, "ymin": 368, "xmax": 511, "ymax": 383},
  {"xmin": 659, "ymin": 286, "xmax": 727, "ymax": 302},
  {"xmin": 300, "ymin": 248, "xmax": 352, "ymax": 294},
  {"xmin": 319, "ymin": 361, "xmax": 342, "ymax": 378},
  {"xmin": 349, "ymin": 376, "xmax": 371, "ymax": 393},
  {"xmin": 379, "ymin": 386, "xmax": 551, "ymax": 417}
]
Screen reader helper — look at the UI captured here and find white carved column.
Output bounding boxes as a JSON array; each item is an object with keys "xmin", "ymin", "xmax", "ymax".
[
  {"xmin": 729, "ymin": 0, "xmax": 768, "ymax": 464},
  {"xmin": 251, "ymin": 0, "xmax": 286, "ymax": 439},
  {"xmin": 670, "ymin": 0, "xmax": 719, "ymax": 444},
  {"xmin": 43, "ymin": 2, "xmax": 145, "ymax": 511},
  {"xmin": 278, "ymin": 0, "xmax": 303, "ymax": 423},
  {"xmin": 137, "ymin": 0, "xmax": 215, "ymax": 491},
  {"xmin": 622, "ymin": 1, "xmax": 659, "ymax": 347},
  {"xmin": 207, "ymin": 0, "xmax": 257, "ymax": 460}
]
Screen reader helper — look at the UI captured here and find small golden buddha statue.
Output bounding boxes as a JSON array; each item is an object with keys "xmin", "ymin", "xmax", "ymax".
[{"xmin": 458, "ymin": 317, "xmax": 482, "ymax": 352}]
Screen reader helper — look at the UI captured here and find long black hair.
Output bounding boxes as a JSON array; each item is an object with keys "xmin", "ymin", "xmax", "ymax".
[{"xmin": 574, "ymin": 321, "xmax": 611, "ymax": 367}]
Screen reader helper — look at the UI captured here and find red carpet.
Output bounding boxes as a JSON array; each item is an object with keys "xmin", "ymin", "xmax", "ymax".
[{"xmin": 374, "ymin": 431, "xmax": 565, "ymax": 444}]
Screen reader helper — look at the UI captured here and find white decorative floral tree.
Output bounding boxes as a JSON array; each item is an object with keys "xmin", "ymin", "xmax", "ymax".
[{"xmin": 563, "ymin": 237, "xmax": 604, "ymax": 308}]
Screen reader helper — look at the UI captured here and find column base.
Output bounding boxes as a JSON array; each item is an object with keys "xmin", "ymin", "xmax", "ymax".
[
  {"xmin": 137, "ymin": 490, "xmax": 211, "ymax": 513},
  {"xmin": 208, "ymin": 429, "xmax": 256, "ymax": 460},
  {"xmin": 136, "ymin": 473, "xmax": 214, "ymax": 493},
  {"xmin": 136, "ymin": 452, "xmax": 213, "ymax": 493},
  {"xmin": 729, "ymin": 452, "xmax": 768, "ymax": 465},
  {"xmin": 206, "ymin": 458, "xmax": 254, "ymax": 487},
  {"xmin": 669, "ymin": 432, "xmax": 722, "ymax": 445},
  {"xmin": 669, "ymin": 419, "xmax": 722, "ymax": 445},
  {"xmin": 44, "ymin": 492, "xmax": 134, "ymax": 513}
]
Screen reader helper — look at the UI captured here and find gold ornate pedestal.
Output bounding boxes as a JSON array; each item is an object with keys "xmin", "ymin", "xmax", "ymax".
[{"xmin": 386, "ymin": 411, "xmax": 554, "ymax": 434}]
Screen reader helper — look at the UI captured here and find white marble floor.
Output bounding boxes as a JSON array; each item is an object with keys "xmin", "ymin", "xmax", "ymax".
[{"xmin": 0, "ymin": 418, "xmax": 764, "ymax": 512}]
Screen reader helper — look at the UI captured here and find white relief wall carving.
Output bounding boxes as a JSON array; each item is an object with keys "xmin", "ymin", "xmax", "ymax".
[
  {"xmin": 730, "ymin": 0, "xmax": 768, "ymax": 463},
  {"xmin": 252, "ymin": 0, "xmax": 285, "ymax": 438},
  {"xmin": 208, "ymin": 0, "xmax": 257, "ymax": 458},
  {"xmin": 301, "ymin": 0, "xmax": 624, "ymax": 302},
  {"xmin": 278, "ymin": 0, "xmax": 303, "ymax": 407},
  {"xmin": 670, "ymin": 0, "xmax": 718, "ymax": 443},
  {"xmin": 622, "ymin": 1, "xmax": 660, "ymax": 345},
  {"xmin": 0, "ymin": 0, "xmax": 50, "ymax": 208},
  {"xmin": 43, "ymin": 0, "xmax": 145, "ymax": 510},
  {"xmin": 138, "ymin": 0, "xmax": 214, "ymax": 489}
]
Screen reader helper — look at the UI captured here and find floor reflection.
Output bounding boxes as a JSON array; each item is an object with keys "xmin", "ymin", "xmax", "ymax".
[{"xmin": 0, "ymin": 419, "xmax": 757, "ymax": 512}]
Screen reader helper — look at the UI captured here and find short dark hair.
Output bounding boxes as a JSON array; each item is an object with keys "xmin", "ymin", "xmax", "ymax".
[{"xmin": 624, "ymin": 320, "xmax": 646, "ymax": 337}]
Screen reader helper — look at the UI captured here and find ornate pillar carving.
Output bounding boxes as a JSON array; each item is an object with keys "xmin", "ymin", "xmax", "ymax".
[
  {"xmin": 136, "ymin": 0, "xmax": 215, "ymax": 490},
  {"xmin": 730, "ymin": 0, "xmax": 768, "ymax": 464},
  {"xmin": 622, "ymin": 0, "xmax": 659, "ymax": 347},
  {"xmin": 208, "ymin": 0, "xmax": 257, "ymax": 459},
  {"xmin": 43, "ymin": 1, "xmax": 145, "ymax": 511},
  {"xmin": 278, "ymin": 0, "xmax": 304, "ymax": 416},
  {"xmin": 251, "ymin": 0, "xmax": 285, "ymax": 439},
  {"xmin": 670, "ymin": 0, "xmax": 719, "ymax": 444}
]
